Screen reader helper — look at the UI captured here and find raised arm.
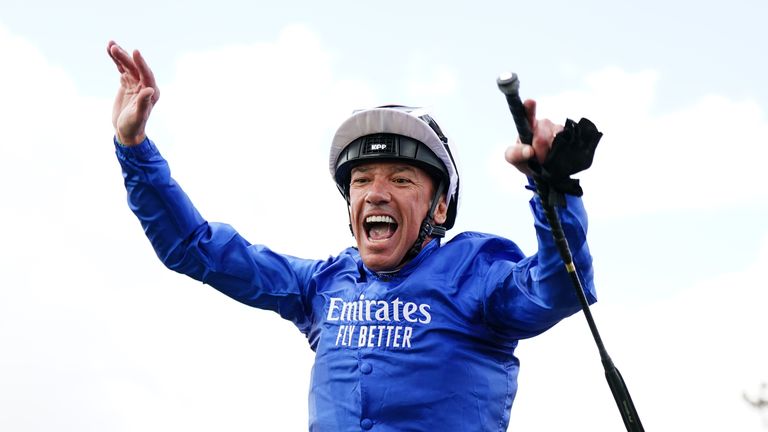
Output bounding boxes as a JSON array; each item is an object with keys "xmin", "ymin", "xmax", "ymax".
[
  {"xmin": 484, "ymin": 100, "xmax": 596, "ymax": 338},
  {"xmin": 107, "ymin": 41, "xmax": 318, "ymax": 333}
]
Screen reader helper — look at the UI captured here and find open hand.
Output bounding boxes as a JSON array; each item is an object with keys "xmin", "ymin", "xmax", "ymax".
[{"xmin": 107, "ymin": 41, "xmax": 160, "ymax": 146}]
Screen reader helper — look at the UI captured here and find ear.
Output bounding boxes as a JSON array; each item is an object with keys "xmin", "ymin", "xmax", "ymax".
[{"xmin": 433, "ymin": 194, "xmax": 448, "ymax": 225}]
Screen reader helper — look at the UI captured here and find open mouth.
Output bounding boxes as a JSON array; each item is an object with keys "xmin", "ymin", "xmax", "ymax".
[{"xmin": 364, "ymin": 215, "xmax": 398, "ymax": 241}]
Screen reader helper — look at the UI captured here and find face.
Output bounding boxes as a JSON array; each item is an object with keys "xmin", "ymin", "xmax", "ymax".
[{"xmin": 348, "ymin": 162, "xmax": 447, "ymax": 272}]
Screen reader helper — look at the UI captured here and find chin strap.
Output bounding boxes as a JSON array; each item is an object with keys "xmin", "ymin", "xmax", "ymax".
[{"xmin": 401, "ymin": 181, "xmax": 446, "ymax": 264}]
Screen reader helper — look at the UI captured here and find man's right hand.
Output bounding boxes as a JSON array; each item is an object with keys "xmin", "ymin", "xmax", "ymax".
[
  {"xmin": 107, "ymin": 41, "xmax": 160, "ymax": 146},
  {"xmin": 504, "ymin": 99, "xmax": 564, "ymax": 177}
]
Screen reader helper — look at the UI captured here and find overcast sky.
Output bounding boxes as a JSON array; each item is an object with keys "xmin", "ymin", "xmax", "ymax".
[{"xmin": 1, "ymin": 1, "xmax": 767, "ymax": 430}]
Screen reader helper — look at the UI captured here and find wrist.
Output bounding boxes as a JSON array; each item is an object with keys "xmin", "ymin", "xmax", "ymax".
[{"xmin": 116, "ymin": 131, "xmax": 147, "ymax": 147}]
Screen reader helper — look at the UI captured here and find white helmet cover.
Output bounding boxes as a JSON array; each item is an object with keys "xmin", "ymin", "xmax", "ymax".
[{"xmin": 329, "ymin": 106, "xmax": 460, "ymax": 230}]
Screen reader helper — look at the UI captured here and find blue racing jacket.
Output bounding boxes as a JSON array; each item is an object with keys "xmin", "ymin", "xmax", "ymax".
[{"xmin": 115, "ymin": 137, "xmax": 596, "ymax": 432}]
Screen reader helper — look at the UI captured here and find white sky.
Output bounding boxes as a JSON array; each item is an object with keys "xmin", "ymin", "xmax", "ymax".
[{"xmin": 1, "ymin": 1, "xmax": 767, "ymax": 430}]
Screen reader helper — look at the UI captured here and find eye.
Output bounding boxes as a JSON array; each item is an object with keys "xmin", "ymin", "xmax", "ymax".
[
  {"xmin": 393, "ymin": 177, "xmax": 413, "ymax": 185},
  {"xmin": 351, "ymin": 176, "xmax": 370, "ymax": 186}
]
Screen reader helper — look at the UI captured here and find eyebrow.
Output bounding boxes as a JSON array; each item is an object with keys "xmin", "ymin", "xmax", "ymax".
[{"xmin": 351, "ymin": 165, "xmax": 417, "ymax": 175}]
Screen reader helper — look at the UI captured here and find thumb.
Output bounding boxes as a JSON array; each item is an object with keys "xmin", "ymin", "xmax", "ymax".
[
  {"xmin": 505, "ymin": 142, "xmax": 534, "ymax": 165},
  {"xmin": 135, "ymin": 87, "xmax": 156, "ymax": 116},
  {"xmin": 505, "ymin": 143, "xmax": 535, "ymax": 176}
]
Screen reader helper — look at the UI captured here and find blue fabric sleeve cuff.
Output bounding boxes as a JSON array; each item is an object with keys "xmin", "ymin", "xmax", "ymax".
[{"xmin": 113, "ymin": 136, "xmax": 159, "ymax": 160}]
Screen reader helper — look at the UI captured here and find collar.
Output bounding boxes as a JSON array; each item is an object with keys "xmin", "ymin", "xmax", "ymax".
[{"xmin": 358, "ymin": 238, "xmax": 441, "ymax": 281}]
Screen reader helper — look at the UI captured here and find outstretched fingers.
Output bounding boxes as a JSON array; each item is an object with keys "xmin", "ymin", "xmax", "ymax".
[
  {"xmin": 107, "ymin": 41, "xmax": 124, "ymax": 73},
  {"xmin": 107, "ymin": 41, "xmax": 160, "ymax": 145},
  {"xmin": 108, "ymin": 41, "xmax": 139, "ymax": 80},
  {"xmin": 132, "ymin": 50, "xmax": 160, "ymax": 104}
]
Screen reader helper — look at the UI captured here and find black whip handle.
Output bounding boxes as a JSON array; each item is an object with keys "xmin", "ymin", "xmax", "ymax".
[{"xmin": 497, "ymin": 72, "xmax": 644, "ymax": 432}]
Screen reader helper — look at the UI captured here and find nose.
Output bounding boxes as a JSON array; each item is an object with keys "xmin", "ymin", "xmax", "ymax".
[{"xmin": 365, "ymin": 177, "xmax": 391, "ymax": 205}]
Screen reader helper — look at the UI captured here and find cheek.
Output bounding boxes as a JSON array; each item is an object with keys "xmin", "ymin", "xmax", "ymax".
[
  {"xmin": 347, "ymin": 196, "xmax": 364, "ymax": 235},
  {"xmin": 348, "ymin": 193, "xmax": 363, "ymax": 214},
  {"xmin": 403, "ymin": 199, "xmax": 427, "ymax": 229}
]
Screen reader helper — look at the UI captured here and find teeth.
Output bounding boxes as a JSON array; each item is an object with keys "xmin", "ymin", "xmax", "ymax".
[{"xmin": 365, "ymin": 215, "xmax": 395, "ymax": 224}]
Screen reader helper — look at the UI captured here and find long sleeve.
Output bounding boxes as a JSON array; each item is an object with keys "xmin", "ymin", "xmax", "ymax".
[
  {"xmin": 483, "ymin": 191, "xmax": 595, "ymax": 339},
  {"xmin": 114, "ymin": 137, "xmax": 321, "ymax": 333}
]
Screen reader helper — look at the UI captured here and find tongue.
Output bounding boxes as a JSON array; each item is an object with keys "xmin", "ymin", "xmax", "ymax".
[{"xmin": 369, "ymin": 223, "xmax": 396, "ymax": 240}]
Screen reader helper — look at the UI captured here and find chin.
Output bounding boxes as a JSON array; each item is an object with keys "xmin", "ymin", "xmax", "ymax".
[
  {"xmin": 360, "ymin": 250, "xmax": 403, "ymax": 272},
  {"xmin": 361, "ymin": 256, "xmax": 394, "ymax": 272},
  {"xmin": 355, "ymin": 229, "xmax": 414, "ymax": 272}
]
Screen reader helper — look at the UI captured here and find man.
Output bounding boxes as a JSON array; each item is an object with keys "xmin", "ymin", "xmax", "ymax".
[{"xmin": 108, "ymin": 41, "xmax": 595, "ymax": 431}]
